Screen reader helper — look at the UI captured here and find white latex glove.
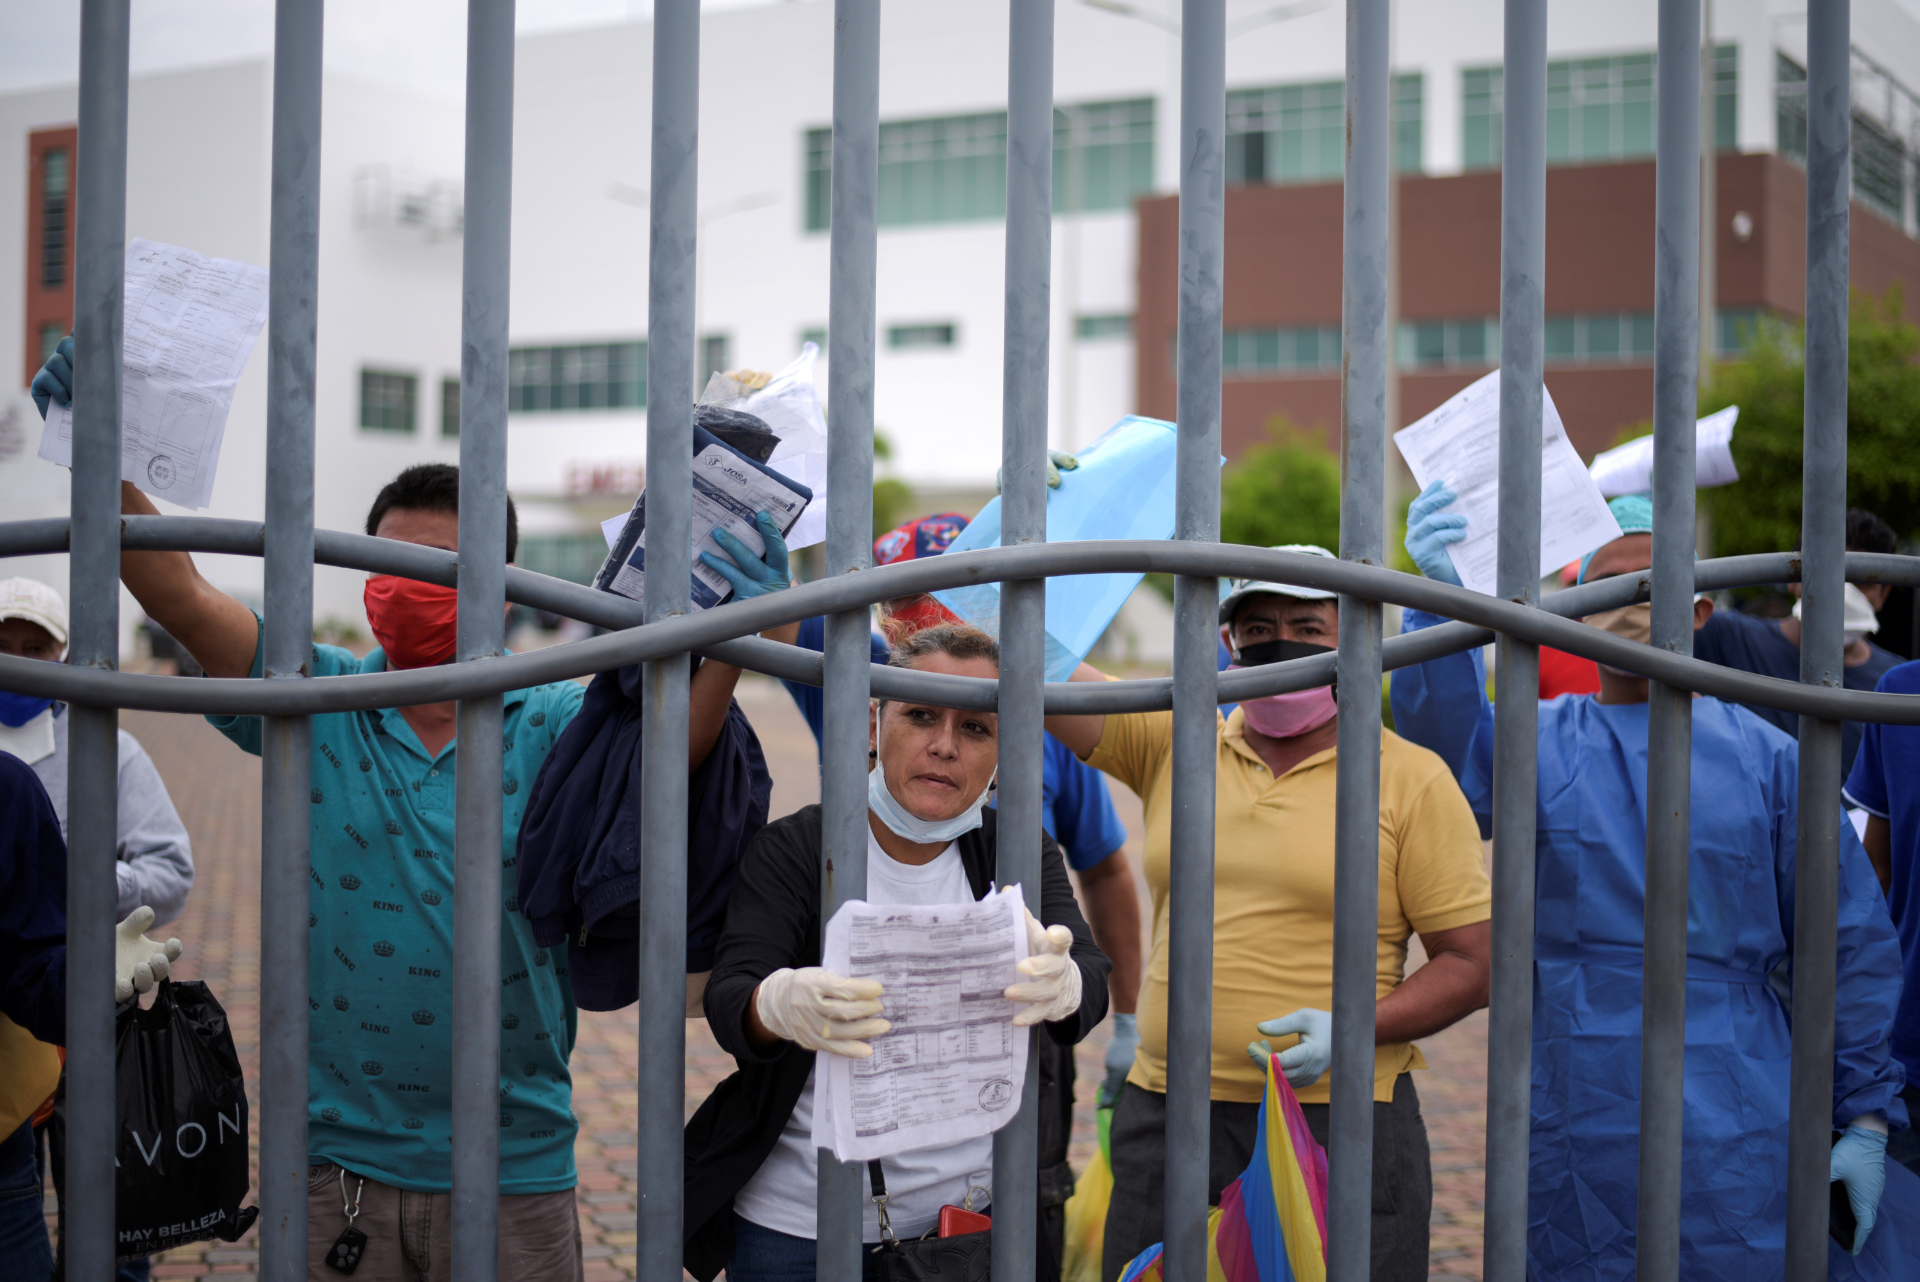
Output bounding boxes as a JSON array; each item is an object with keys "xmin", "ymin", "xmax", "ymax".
[
  {"xmin": 1002, "ymin": 889, "xmax": 1082, "ymax": 1027},
  {"xmin": 115, "ymin": 906, "xmax": 183, "ymax": 1002},
  {"xmin": 1246, "ymin": 1007, "xmax": 1333, "ymax": 1088},
  {"xmin": 754, "ymin": 966, "xmax": 889, "ymax": 1058}
]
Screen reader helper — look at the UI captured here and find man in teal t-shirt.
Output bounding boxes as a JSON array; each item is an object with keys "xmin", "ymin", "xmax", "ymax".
[{"xmin": 104, "ymin": 459, "xmax": 793, "ymax": 1280}]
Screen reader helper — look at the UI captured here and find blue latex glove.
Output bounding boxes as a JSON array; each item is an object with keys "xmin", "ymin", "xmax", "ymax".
[
  {"xmin": 1404, "ymin": 478, "xmax": 1467, "ymax": 587},
  {"xmin": 1099, "ymin": 1012, "xmax": 1138, "ymax": 1110},
  {"xmin": 1830, "ymin": 1122, "xmax": 1889, "ymax": 1254},
  {"xmin": 30, "ymin": 335, "xmax": 73, "ymax": 420},
  {"xmin": 995, "ymin": 448, "xmax": 1079, "ymax": 494},
  {"xmin": 699, "ymin": 512, "xmax": 792, "ymax": 600},
  {"xmin": 1246, "ymin": 1008, "xmax": 1333, "ymax": 1088}
]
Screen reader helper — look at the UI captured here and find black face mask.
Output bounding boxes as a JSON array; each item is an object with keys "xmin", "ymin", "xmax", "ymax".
[
  {"xmin": 1233, "ymin": 639, "xmax": 1334, "ymax": 667},
  {"xmin": 1230, "ymin": 639, "xmax": 1337, "ymax": 698}
]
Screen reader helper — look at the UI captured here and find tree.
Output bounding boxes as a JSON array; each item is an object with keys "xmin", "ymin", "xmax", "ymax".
[
  {"xmin": 1220, "ymin": 421, "xmax": 1343, "ymax": 551},
  {"xmin": 871, "ymin": 429, "xmax": 913, "ymax": 538},
  {"xmin": 1697, "ymin": 287, "xmax": 1920, "ymax": 555}
]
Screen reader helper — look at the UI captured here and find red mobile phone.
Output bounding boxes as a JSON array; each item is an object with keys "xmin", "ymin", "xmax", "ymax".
[{"xmin": 938, "ymin": 1205, "xmax": 992, "ymax": 1238}]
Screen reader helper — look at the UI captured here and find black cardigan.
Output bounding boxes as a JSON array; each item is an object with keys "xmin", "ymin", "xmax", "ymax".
[{"xmin": 683, "ymin": 805, "xmax": 1111, "ymax": 1280}]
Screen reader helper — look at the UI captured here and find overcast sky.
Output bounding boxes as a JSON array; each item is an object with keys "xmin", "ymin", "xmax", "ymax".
[{"xmin": 0, "ymin": 0, "xmax": 779, "ymax": 101}]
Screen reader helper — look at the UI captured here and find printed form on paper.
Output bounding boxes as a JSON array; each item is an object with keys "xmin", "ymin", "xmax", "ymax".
[
  {"xmin": 813, "ymin": 888, "xmax": 1030, "ymax": 1163},
  {"xmin": 1392, "ymin": 368, "xmax": 1622, "ymax": 596},
  {"xmin": 39, "ymin": 239, "xmax": 268, "ymax": 511}
]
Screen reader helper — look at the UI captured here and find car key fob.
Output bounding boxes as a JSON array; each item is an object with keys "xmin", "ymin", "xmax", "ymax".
[{"xmin": 325, "ymin": 1226, "xmax": 368, "ymax": 1274}]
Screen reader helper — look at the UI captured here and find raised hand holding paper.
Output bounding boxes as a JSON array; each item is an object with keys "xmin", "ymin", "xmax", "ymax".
[
  {"xmin": 38, "ymin": 239, "xmax": 268, "ymax": 510},
  {"xmin": 1391, "ymin": 369, "xmax": 1621, "ymax": 596}
]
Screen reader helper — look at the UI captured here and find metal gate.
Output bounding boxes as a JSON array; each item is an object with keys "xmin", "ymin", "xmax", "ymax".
[{"xmin": 1, "ymin": 1, "xmax": 1913, "ymax": 1280}]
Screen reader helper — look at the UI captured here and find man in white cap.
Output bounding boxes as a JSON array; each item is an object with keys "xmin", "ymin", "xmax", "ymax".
[
  {"xmin": 0, "ymin": 578, "xmax": 193, "ymax": 927},
  {"xmin": 1044, "ymin": 545, "xmax": 1493, "ymax": 1282}
]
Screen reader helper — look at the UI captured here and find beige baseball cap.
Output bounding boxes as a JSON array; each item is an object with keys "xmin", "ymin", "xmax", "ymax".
[
  {"xmin": 0, "ymin": 578, "xmax": 69, "ymax": 647},
  {"xmin": 1218, "ymin": 544, "xmax": 1341, "ymax": 623}
]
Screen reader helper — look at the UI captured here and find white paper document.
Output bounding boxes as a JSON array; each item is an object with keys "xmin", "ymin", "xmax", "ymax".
[
  {"xmin": 1587, "ymin": 405, "xmax": 1740, "ymax": 498},
  {"xmin": 38, "ymin": 239, "xmax": 268, "ymax": 511},
  {"xmin": 1392, "ymin": 369, "xmax": 1623, "ymax": 596},
  {"xmin": 812, "ymin": 889, "xmax": 1030, "ymax": 1163},
  {"xmin": 603, "ymin": 444, "xmax": 810, "ymax": 610}
]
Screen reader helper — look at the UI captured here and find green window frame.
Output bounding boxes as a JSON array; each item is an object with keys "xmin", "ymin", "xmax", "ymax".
[
  {"xmin": 1465, "ymin": 46, "xmax": 1737, "ymax": 172},
  {"xmin": 359, "ymin": 369, "xmax": 417, "ymax": 433},
  {"xmin": 507, "ymin": 342, "xmax": 647, "ymax": 413},
  {"xmin": 1226, "ymin": 75, "xmax": 1423, "ymax": 186},
  {"xmin": 804, "ymin": 98, "xmax": 1157, "ymax": 232},
  {"xmin": 887, "ymin": 323, "xmax": 957, "ymax": 350},
  {"xmin": 440, "ymin": 377, "xmax": 460, "ymax": 437},
  {"xmin": 1075, "ymin": 313, "xmax": 1132, "ymax": 340},
  {"xmin": 1220, "ymin": 325, "xmax": 1341, "ymax": 376}
]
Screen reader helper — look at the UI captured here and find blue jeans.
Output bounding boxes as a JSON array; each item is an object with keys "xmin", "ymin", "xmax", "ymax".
[
  {"xmin": 728, "ymin": 1215, "xmax": 885, "ymax": 1282},
  {"xmin": 0, "ymin": 1121, "xmax": 52, "ymax": 1282}
]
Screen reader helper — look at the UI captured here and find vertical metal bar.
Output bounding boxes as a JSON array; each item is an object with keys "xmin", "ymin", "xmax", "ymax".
[
  {"xmin": 818, "ymin": 0, "xmax": 880, "ymax": 1269},
  {"xmin": 1165, "ymin": 0, "xmax": 1223, "ymax": 1277},
  {"xmin": 1786, "ymin": 0, "xmax": 1850, "ymax": 1275},
  {"xmin": 992, "ymin": 2, "xmax": 1053, "ymax": 1278},
  {"xmin": 65, "ymin": 4, "xmax": 129, "ymax": 1278},
  {"xmin": 1637, "ymin": 3, "xmax": 1702, "ymax": 1279},
  {"xmin": 1329, "ymin": 3, "xmax": 1390, "ymax": 1280},
  {"xmin": 258, "ymin": 3, "xmax": 323, "ymax": 1277},
  {"xmin": 452, "ymin": 1, "xmax": 514, "ymax": 1276},
  {"xmin": 1482, "ymin": 1, "xmax": 1546, "ymax": 1278},
  {"xmin": 639, "ymin": 2, "xmax": 697, "ymax": 1278}
]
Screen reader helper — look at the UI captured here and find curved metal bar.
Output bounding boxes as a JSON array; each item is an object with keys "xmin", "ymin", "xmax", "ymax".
[{"xmin": 6, "ymin": 522, "xmax": 1920, "ymax": 722}]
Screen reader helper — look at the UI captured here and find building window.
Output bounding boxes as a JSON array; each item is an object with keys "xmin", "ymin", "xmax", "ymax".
[
  {"xmin": 1398, "ymin": 317, "xmax": 1498, "ymax": 370},
  {"xmin": 41, "ymin": 149, "xmax": 68, "ymax": 290},
  {"xmin": 360, "ymin": 370, "xmax": 418, "ymax": 433},
  {"xmin": 441, "ymin": 378, "xmax": 460, "ymax": 437},
  {"xmin": 888, "ymin": 323, "xmax": 957, "ymax": 350},
  {"xmin": 1226, "ymin": 75, "xmax": 1423, "ymax": 186},
  {"xmin": 1395, "ymin": 73, "xmax": 1425, "ymax": 174},
  {"xmin": 1778, "ymin": 53, "xmax": 1915, "ymax": 227},
  {"xmin": 1076, "ymin": 313, "xmax": 1132, "ymax": 340},
  {"xmin": 700, "ymin": 335, "xmax": 731, "ymax": 388},
  {"xmin": 508, "ymin": 342, "xmax": 647, "ymax": 412},
  {"xmin": 799, "ymin": 327, "xmax": 828, "ymax": 352},
  {"xmin": 1220, "ymin": 325, "xmax": 1341, "ymax": 376},
  {"xmin": 1054, "ymin": 99, "xmax": 1156, "ymax": 213},
  {"xmin": 804, "ymin": 98, "xmax": 1157, "ymax": 232},
  {"xmin": 1543, "ymin": 312, "xmax": 1657, "ymax": 364},
  {"xmin": 517, "ymin": 533, "xmax": 612, "ymax": 586},
  {"xmin": 24, "ymin": 127, "xmax": 76, "ymax": 390},
  {"xmin": 1464, "ymin": 47, "xmax": 1737, "ymax": 172}
]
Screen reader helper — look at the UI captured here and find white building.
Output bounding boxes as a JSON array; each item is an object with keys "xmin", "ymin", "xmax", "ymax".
[{"xmin": 2, "ymin": 0, "xmax": 1917, "ymax": 636}]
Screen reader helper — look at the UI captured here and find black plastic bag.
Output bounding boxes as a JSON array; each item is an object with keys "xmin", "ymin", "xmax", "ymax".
[{"xmin": 115, "ymin": 980, "xmax": 258, "ymax": 1261}]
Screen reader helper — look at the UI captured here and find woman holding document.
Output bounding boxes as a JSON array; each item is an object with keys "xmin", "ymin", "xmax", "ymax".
[{"xmin": 682, "ymin": 624, "xmax": 1111, "ymax": 1282}]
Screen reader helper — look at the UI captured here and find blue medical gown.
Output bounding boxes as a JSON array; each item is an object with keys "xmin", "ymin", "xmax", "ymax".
[{"xmin": 1391, "ymin": 608, "xmax": 1913, "ymax": 1280}]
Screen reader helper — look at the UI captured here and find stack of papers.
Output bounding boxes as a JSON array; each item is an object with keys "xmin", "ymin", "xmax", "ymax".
[
  {"xmin": 1392, "ymin": 369, "xmax": 1622, "ymax": 596},
  {"xmin": 812, "ymin": 889, "xmax": 1030, "ymax": 1163},
  {"xmin": 39, "ymin": 239, "xmax": 268, "ymax": 511}
]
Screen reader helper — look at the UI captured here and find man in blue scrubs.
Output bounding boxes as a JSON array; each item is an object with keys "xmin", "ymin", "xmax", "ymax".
[
  {"xmin": 1844, "ymin": 661, "xmax": 1920, "ymax": 1177},
  {"xmin": 1393, "ymin": 486, "xmax": 1915, "ymax": 1278}
]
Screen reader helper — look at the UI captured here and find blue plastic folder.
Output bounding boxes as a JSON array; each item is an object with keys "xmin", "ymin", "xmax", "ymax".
[{"xmin": 933, "ymin": 416, "xmax": 1219, "ymax": 681}]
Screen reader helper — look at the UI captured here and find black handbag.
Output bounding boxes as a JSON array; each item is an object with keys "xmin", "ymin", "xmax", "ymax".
[{"xmin": 867, "ymin": 1159, "xmax": 992, "ymax": 1281}]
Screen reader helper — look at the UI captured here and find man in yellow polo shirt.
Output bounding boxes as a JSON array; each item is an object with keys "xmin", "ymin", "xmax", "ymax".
[{"xmin": 1045, "ymin": 546, "xmax": 1492, "ymax": 1282}]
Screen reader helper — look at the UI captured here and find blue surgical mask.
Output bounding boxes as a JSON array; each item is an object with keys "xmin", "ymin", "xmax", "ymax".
[
  {"xmin": 0, "ymin": 691, "xmax": 53, "ymax": 728},
  {"xmin": 867, "ymin": 759, "xmax": 996, "ymax": 845}
]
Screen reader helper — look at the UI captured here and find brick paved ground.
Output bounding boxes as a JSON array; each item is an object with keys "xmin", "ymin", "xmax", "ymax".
[{"xmin": 59, "ymin": 675, "xmax": 1486, "ymax": 1280}]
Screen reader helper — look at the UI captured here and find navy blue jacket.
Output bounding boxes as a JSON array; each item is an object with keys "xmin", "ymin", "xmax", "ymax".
[
  {"xmin": 516, "ymin": 664, "xmax": 772, "ymax": 1011},
  {"xmin": 0, "ymin": 750, "xmax": 66, "ymax": 1045}
]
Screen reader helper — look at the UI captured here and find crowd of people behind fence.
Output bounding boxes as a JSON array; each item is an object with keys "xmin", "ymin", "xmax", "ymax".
[{"xmin": 3, "ymin": 345, "xmax": 1920, "ymax": 1282}]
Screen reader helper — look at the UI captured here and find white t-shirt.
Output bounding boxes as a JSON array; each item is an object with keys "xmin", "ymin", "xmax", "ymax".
[{"xmin": 733, "ymin": 826, "xmax": 996, "ymax": 1242}]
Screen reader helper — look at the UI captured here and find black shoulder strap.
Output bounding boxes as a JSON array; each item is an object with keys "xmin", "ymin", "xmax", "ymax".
[{"xmin": 867, "ymin": 1158, "xmax": 887, "ymax": 1198}]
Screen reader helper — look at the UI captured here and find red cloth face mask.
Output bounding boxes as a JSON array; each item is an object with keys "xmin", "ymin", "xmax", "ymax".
[
  {"xmin": 363, "ymin": 575, "xmax": 460, "ymax": 670},
  {"xmin": 882, "ymin": 596, "xmax": 961, "ymax": 645}
]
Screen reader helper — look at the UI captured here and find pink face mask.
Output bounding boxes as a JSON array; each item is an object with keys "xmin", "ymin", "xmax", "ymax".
[{"xmin": 1236, "ymin": 684, "xmax": 1338, "ymax": 738}]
